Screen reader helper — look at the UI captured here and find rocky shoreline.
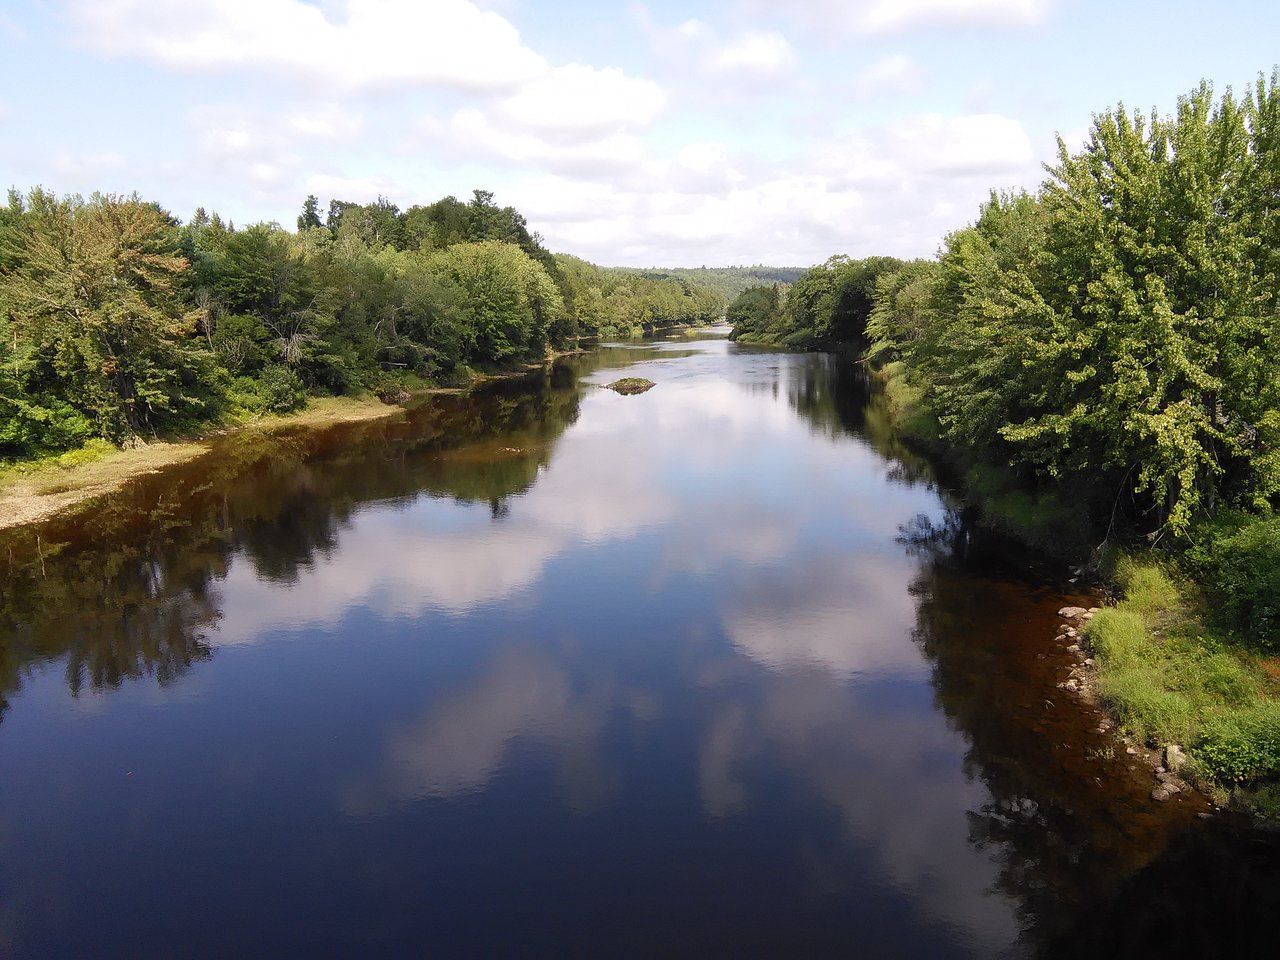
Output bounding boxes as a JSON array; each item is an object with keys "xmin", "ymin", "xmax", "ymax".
[{"xmin": 1048, "ymin": 604, "xmax": 1205, "ymax": 809}]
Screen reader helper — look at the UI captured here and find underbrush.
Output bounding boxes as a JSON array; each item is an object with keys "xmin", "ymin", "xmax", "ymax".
[{"xmin": 1086, "ymin": 557, "xmax": 1280, "ymax": 809}]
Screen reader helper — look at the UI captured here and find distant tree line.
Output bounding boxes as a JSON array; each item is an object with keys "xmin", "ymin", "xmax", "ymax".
[
  {"xmin": 726, "ymin": 255, "xmax": 905, "ymax": 350},
  {"xmin": 0, "ymin": 188, "xmax": 724, "ymax": 461}
]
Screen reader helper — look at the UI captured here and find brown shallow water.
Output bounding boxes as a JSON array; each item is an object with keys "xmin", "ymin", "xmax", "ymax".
[{"xmin": 0, "ymin": 331, "xmax": 1268, "ymax": 958}]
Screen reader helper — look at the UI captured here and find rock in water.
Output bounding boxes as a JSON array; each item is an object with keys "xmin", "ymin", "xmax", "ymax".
[
  {"xmin": 1058, "ymin": 606, "xmax": 1089, "ymax": 619},
  {"xmin": 607, "ymin": 378, "xmax": 655, "ymax": 395}
]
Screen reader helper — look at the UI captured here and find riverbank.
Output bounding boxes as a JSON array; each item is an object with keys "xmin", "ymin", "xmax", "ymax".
[
  {"xmin": 0, "ymin": 328, "xmax": 702, "ymax": 534},
  {"xmin": 0, "ymin": 395, "xmax": 409, "ymax": 531},
  {"xmin": 871, "ymin": 359, "xmax": 1280, "ymax": 818}
]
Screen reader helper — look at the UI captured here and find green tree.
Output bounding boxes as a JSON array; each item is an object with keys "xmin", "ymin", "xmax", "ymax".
[
  {"xmin": 297, "ymin": 194, "xmax": 322, "ymax": 231},
  {"xmin": 425, "ymin": 240, "xmax": 564, "ymax": 363},
  {"xmin": 1, "ymin": 190, "xmax": 217, "ymax": 443}
]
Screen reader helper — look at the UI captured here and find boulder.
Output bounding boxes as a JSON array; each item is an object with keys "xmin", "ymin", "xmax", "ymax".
[
  {"xmin": 1058, "ymin": 606, "xmax": 1089, "ymax": 619},
  {"xmin": 1164, "ymin": 744, "xmax": 1186, "ymax": 772}
]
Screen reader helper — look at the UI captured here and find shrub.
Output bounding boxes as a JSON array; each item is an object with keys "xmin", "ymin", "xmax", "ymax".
[
  {"xmin": 0, "ymin": 392, "xmax": 96, "ymax": 460},
  {"xmin": 1195, "ymin": 702, "xmax": 1280, "ymax": 782},
  {"xmin": 1187, "ymin": 514, "xmax": 1280, "ymax": 654},
  {"xmin": 227, "ymin": 365, "xmax": 308, "ymax": 416}
]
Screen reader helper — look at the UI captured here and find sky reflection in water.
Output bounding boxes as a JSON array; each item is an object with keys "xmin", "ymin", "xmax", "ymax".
[{"xmin": 0, "ymin": 335, "xmax": 1189, "ymax": 957}]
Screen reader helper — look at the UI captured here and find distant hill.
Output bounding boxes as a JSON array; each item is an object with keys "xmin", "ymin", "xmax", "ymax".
[{"xmin": 604, "ymin": 265, "xmax": 807, "ymax": 301}]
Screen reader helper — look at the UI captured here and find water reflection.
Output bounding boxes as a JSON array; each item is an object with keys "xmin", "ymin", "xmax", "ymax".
[
  {"xmin": 342, "ymin": 644, "xmax": 617, "ymax": 815},
  {"xmin": 0, "ymin": 334, "xmax": 1242, "ymax": 958}
]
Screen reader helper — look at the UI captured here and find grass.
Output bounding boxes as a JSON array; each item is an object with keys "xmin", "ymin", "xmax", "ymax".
[
  {"xmin": 0, "ymin": 394, "xmax": 405, "ymax": 531},
  {"xmin": 1085, "ymin": 556, "xmax": 1280, "ymax": 812}
]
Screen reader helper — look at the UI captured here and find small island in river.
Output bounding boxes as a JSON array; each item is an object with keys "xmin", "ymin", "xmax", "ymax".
[{"xmin": 606, "ymin": 378, "xmax": 656, "ymax": 395}]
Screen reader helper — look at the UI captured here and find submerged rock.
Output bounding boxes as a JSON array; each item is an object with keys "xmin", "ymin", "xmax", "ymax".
[{"xmin": 606, "ymin": 378, "xmax": 656, "ymax": 395}]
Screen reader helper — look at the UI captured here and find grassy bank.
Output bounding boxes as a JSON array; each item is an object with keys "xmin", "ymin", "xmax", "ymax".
[
  {"xmin": 1087, "ymin": 557, "xmax": 1280, "ymax": 816},
  {"xmin": 0, "ymin": 394, "xmax": 405, "ymax": 531}
]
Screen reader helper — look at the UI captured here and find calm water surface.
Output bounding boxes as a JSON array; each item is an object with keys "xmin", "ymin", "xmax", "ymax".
[{"xmin": 0, "ymin": 331, "xmax": 1223, "ymax": 957}]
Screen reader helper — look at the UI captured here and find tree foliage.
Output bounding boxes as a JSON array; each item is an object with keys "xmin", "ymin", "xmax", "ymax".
[
  {"xmin": 868, "ymin": 72, "xmax": 1280, "ymax": 536},
  {"xmin": 0, "ymin": 187, "xmax": 721, "ymax": 462},
  {"xmin": 728, "ymin": 255, "xmax": 903, "ymax": 348}
]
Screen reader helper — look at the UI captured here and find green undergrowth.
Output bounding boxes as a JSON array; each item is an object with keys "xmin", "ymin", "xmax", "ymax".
[
  {"xmin": 0, "ymin": 437, "xmax": 118, "ymax": 479},
  {"xmin": 1086, "ymin": 556, "xmax": 1280, "ymax": 816},
  {"xmin": 873, "ymin": 360, "xmax": 1096, "ymax": 557}
]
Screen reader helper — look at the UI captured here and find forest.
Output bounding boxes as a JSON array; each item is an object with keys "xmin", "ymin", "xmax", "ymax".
[
  {"xmin": 0, "ymin": 188, "xmax": 724, "ymax": 461},
  {"xmin": 726, "ymin": 71, "xmax": 1280, "ymax": 807}
]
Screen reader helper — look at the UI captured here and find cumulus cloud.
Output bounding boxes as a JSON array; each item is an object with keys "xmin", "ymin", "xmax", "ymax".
[
  {"xmin": 741, "ymin": 0, "xmax": 1054, "ymax": 35},
  {"xmin": 185, "ymin": 102, "xmax": 371, "ymax": 201},
  {"xmin": 851, "ymin": 54, "xmax": 925, "ymax": 98},
  {"xmin": 70, "ymin": 0, "xmax": 548, "ymax": 92},
  {"xmin": 503, "ymin": 110, "xmax": 1039, "ymax": 265},
  {"xmin": 303, "ymin": 172, "xmax": 408, "ymax": 206},
  {"xmin": 49, "ymin": 150, "xmax": 128, "ymax": 178},
  {"xmin": 632, "ymin": 7, "xmax": 796, "ymax": 80},
  {"xmin": 494, "ymin": 63, "xmax": 665, "ymax": 142},
  {"xmin": 706, "ymin": 31, "xmax": 797, "ymax": 76}
]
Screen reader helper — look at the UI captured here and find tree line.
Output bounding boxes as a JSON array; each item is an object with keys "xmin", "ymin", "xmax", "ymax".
[
  {"xmin": 0, "ymin": 188, "xmax": 724, "ymax": 461},
  {"xmin": 731, "ymin": 71, "xmax": 1279, "ymax": 549},
  {"xmin": 727, "ymin": 70, "xmax": 1280, "ymax": 797}
]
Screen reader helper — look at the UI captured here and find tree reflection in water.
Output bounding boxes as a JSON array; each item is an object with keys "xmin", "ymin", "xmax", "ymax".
[{"xmin": 0, "ymin": 364, "xmax": 584, "ymax": 716}]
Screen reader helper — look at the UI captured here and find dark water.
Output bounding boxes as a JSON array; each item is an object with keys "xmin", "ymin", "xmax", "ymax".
[{"xmin": 0, "ymin": 331, "xmax": 1239, "ymax": 957}]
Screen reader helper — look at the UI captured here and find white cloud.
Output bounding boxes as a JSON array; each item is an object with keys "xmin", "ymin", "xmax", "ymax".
[
  {"xmin": 49, "ymin": 151, "xmax": 128, "ymax": 178},
  {"xmin": 707, "ymin": 31, "xmax": 796, "ymax": 76},
  {"xmin": 502, "ymin": 111, "xmax": 1039, "ymax": 265},
  {"xmin": 286, "ymin": 103, "xmax": 364, "ymax": 141},
  {"xmin": 184, "ymin": 102, "xmax": 373, "ymax": 202},
  {"xmin": 742, "ymin": 0, "xmax": 1054, "ymax": 35},
  {"xmin": 426, "ymin": 61, "xmax": 664, "ymax": 177},
  {"xmin": 438, "ymin": 109, "xmax": 650, "ymax": 177},
  {"xmin": 851, "ymin": 54, "xmax": 924, "ymax": 98},
  {"xmin": 884, "ymin": 112, "xmax": 1035, "ymax": 176},
  {"xmin": 858, "ymin": 0, "xmax": 1051, "ymax": 33},
  {"xmin": 70, "ymin": 0, "xmax": 548, "ymax": 92},
  {"xmin": 304, "ymin": 172, "xmax": 408, "ymax": 205},
  {"xmin": 633, "ymin": 8, "xmax": 796, "ymax": 81},
  {"xmin": 494, "ymin": 63, "xmax": 665, "ymax": 142}
]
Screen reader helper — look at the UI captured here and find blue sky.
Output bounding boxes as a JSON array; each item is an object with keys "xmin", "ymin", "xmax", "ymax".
[{"xmin": 1, "ymin": 1, "xmax": 1276, "ymax": 266}]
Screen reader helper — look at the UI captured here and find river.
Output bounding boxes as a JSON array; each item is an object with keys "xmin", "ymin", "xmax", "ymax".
[{"xmin": 0, "ymin": 329, "xmax": 1246, "ymax": 957}]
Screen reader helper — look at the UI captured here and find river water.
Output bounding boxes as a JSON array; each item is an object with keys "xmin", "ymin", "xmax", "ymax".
[{"xmin": 0, "ymin": 330, "xmax": 1220, "ymax": 956}]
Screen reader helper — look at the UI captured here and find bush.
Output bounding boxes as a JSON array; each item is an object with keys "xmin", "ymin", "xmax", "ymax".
[
  {"xmin": 1195, "ymin": 702, "xmax": 1280, "ymax": 782},
  {"xmin": 1187, "ymin": 514, "xmax": 1280, "ymax": 654},
  {"xmin": 227, "ymin": 365, "xmax": 308, "ymax": 416},
  {"xmin": 0, "ymin": 393, "xmax": 96, "ymax": 460}
]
